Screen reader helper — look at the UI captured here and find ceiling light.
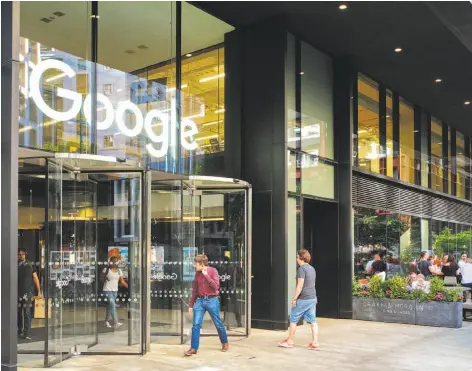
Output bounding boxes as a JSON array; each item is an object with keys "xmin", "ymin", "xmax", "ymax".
[
  {"xmin": 339, "ymin": 4, "xmax": 348, "ymax": 10},
  {"xmin": 215, "ymin": 109, "xmax": 225, "ymax": 114},
  {"xmin": 435, "ymin": 78, "xmax": 442, "ymax": 83},
  {"xmin": 199, "ymin": 73, "xmax": 225, "ymax": 83},
  {"xmin": 465, "ymin": 101, "xmax": 470, "ymax": 105},
  {"xmin": 299, "ymin": 72, "xmax": 305, "ymax": 75},
  {"xmin": 394, "ymin": 47, "xmax": 402, "ymax": 53},
  {"xmin": 186, "ymin": 53, "xmax": 192, "ymax": 57},
  {"xmin": 46, "ymin": 72, "xmax": 67, "ymax": 83},
  {"xmin": 358, "ymin": 130, "xmax": 368, "ymax": 134},
  {"xmin": 166, "ymin": 84, "xmax": 188, "ymax": 92},
  {"xmin": 203, "ymin": 120, "xmax": 223, "ymax": 127},
  {"xmin": 196, "ymin": 134, "xmax": 219, "ymax": 141}
]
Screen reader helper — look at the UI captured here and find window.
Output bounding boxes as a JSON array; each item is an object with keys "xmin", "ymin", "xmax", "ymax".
[
  {"xmin": 431, "ymin": 118, "xmax": 443, "ymax": 192},
  {"xmin": 288, "ymin": 151, "xmax": 298, "ymax": 193},
  {"xmin": 357, "ymin": 75, "xmax": 380, "ymax": 173},
  {"xmin": 300, "ymin": 42, "xmax": 334, "ymax": 159},
  {"xmin": 447, "ymin": 127, "xmax": 452, "ymax": 195},
  {"xmin": 301, "ymin": 154, "xmax": 335, "ymax": 199},
  {"xmin": 103, "ymin": 84, "xmax": 113, "ymax": 96},
  {"xmin": 456, "ymin": 132, "xmax": 466, "ymax": 199},
  {"xmin": 399, "ymin": 98, "xmax": 415, "ymax": 184},
  {"xmin": 19, "ymin": 2, "xmax": 92, "ymax": 153},
  {"xmin": 386, "ymin": 90, "xmax": 394, "ymax": 177}
]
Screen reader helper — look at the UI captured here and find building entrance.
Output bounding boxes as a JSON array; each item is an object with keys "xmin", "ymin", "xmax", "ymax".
[{"xmin": 17, "ymin": 153, "xmax": 251, "ymax": 368}]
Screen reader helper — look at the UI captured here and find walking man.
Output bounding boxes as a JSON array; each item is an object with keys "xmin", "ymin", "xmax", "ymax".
[
  {"xmin": 278, "ymin": 248, "xmax": 319, "ymax": 350},
  {"xmin": 185, "ymin": 254, "xmax": 229, "ymax": 356}
]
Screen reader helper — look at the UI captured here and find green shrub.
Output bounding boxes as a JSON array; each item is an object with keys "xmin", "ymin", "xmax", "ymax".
[
  {"xmin": 351, "ymin": 275, "xmax": 463, "ymax": 303},
  {"xmin": 384, "ymin": 275, "xmax": 409, "ymax": 299},
  {"xmin": 368, "ymin": 275, "xmax": 386, "ymax": 298}
]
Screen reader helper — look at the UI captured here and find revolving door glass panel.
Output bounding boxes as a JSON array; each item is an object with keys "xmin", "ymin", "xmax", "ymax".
[
  {"xmin": 150, "ymin": 176, "xmax": 250, "ymax": 345},
  {"xmin": 18, "ymin": 156, "xmax": 145, "ymax": 367},
  {"xmin": 47, "ymin": 158, "xmax": 109, "ymax": 365}
]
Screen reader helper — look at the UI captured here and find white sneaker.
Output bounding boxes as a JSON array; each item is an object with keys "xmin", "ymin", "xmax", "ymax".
[
  {"xmin": 105, "ymin": 321, "xmax": 112, "ymax": 328},
  {"xmin": 115, "ymin": 322, "xmax": 123, "ymax": 328}
]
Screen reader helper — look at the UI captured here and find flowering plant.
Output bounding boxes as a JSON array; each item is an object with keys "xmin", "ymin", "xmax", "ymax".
[{"xmin": 353, "ymin": 275, "xmax": 463, "ymax": 303}]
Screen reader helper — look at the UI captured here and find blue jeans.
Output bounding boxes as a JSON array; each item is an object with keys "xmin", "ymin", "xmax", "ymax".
[
  {"xmin": 191, "ymin": 297, "xmax": 228, "ymax": 350},
  {"xmin": 18, "ymin": 293, "xmax": 33, "ymax": 335},
  {"xmin": 104, "ymin": 291, "xmax": 118, "ymax": 322}
]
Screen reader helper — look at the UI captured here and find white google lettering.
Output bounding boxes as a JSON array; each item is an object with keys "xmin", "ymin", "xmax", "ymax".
[
  {"xmin": 219, "ymin": 274, "xmax": 231, "ymax": 282},
  {"xmin": 151, "ymin": 273, "xmax": 178, "ymax": 281},
  {"xmin": 29, "ymin": 60, "xmax": 199, "ymax": 157},
  {"xmin": 55, "ymin": 279, "xmax": 70, "ymax": 288}
]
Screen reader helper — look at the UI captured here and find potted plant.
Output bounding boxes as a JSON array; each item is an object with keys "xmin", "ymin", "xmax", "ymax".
[
  {"xmin": 414, "ymin": 276, "xmax": 463, "ymax": 328},
  {"xmin": 353, "ymin": 275, "xmax": 416, "ymax": 324},
  {"xmin": 352, "ymin": 275, "xmax": 463, "ymax": 328}
]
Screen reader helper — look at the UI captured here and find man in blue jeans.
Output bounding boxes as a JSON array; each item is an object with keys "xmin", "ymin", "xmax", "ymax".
[{"xmin": 184, "ymin": 254, "xmax": 229, "ymax": 356}]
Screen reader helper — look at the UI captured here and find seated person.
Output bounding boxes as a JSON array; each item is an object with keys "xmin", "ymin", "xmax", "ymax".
[
  {"xmin": 459, "ymin": 258, "xmax": 472, "ymax": 289},
  {"xmin": 407, "ymin": 272, "xmax": 417, "ymax": 290},
  {"xmin": 411, "ymin": 274, "xmax": 430, "ymax": 293}
]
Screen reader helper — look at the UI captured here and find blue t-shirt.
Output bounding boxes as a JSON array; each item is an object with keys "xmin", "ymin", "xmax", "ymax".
[{"xmin": 417, "ymin": 260, "xmax": 432, "ymax": 276}]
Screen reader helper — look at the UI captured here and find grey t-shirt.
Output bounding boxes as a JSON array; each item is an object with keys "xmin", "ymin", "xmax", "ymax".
[{"xmin": 297, "ymin": 264, "xmax": 317, "ymax": 300}]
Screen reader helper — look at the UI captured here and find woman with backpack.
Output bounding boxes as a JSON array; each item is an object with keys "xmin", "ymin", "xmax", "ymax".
[{"xmin": 101, "ymin": 256, "xmax": 128, "ymax": 328}]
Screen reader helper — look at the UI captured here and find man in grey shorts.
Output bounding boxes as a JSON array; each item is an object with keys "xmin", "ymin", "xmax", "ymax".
[{"xmin": 278, "ymin": 248, "xmax": 319, "ymax": 350}]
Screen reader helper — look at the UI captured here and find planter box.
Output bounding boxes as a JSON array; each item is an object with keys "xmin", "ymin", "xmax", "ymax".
[
  {"xmin": 415, "ymin": 301, "xmax": 462, "ymax": 328},
  {"xmin": 353, "ymin": 297, "xmax": 463, "ymax": 328},
  {"xmin": 353, "ymin": 297, "xmax": 415, "ymax": 325}
]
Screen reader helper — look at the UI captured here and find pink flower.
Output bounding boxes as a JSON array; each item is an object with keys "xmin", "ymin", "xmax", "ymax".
[
  {"xmin": 386, "ymin": 290, "xmax": 392, "ymax": 295},
  {"xmin": 435, "ymin": 293, "xmax": 444, "ymax": 300},
  {"xmin": 362, "ymin": 290, "xmax": 369, "ymax": 295}
]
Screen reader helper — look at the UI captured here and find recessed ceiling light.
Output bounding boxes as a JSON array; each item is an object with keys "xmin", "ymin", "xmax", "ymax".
[
  {"xmin": 339, "ymin": 4, "xmax": 348, "ymax": 10},
  {"xmin": 299, "ymin": 72, "xmax": 305, "ymax": 75},
  {"xmin": 434, "ymin": 78, "xmax": 442, "ymax": 83},
  {"xmin": 186, "ymin": 53, "xmax": 192, "ymax": 57},
  {"xmin": 394, "ymin": 47, "xmax": 402, "ymax": 53},
  {"xmin": 465, "ymin": 101, "xmax": 471, "ymax": 105}
]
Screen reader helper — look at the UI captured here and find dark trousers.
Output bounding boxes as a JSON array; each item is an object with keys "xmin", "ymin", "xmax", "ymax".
[{"xmin": 18, "ymin": 293, "xmax": 33, "ymax": 335}]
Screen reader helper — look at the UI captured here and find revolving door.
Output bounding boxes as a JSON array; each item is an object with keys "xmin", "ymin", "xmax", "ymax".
[
  {"xmin": 17, "ymin": 153, "xmax": 251, "ymax": 368},
  {"xmin": 149, "ymin": 176, "xmax": 252, "ymax": 345}
]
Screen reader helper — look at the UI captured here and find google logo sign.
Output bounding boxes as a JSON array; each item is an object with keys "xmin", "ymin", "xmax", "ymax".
[{"xmin": 29, "ymin": 59, "xmax": 199, "ymax": 158}]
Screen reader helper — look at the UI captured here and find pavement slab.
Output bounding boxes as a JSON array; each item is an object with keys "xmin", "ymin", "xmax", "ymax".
[{"xmin": 18, "ymin": 318, "xmax": 472, "ymax": 371}]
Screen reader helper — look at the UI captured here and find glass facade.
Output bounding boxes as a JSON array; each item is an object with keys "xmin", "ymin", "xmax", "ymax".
[
  {"xmin": 19, "ymin": 1, "xmax": 232, "ymax": 176},
  {"xmin": 354, "ymin": 74, "xmax": 472, "ymax": 200},
  {"xmin": 286, "ymin": 35, "xmax": 337, "ymax": 318},
  {"xmin": 15, "ymin": 2, "xmax": 252, "ymax": 368},
  {"xmin": 354, "ymin": 206, "xmax": 472, "ymax": 279}
]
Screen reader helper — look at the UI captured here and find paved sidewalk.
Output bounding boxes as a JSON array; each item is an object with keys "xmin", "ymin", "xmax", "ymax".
[{"xmin": 20, "ymin": 318, "xmax": 472, "ymax": 371}]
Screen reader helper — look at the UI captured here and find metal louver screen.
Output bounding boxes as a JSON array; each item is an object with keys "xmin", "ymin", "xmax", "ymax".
[{"xmin": 352, "ymin": 172, "xmax": 472, "ymax": 225}]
